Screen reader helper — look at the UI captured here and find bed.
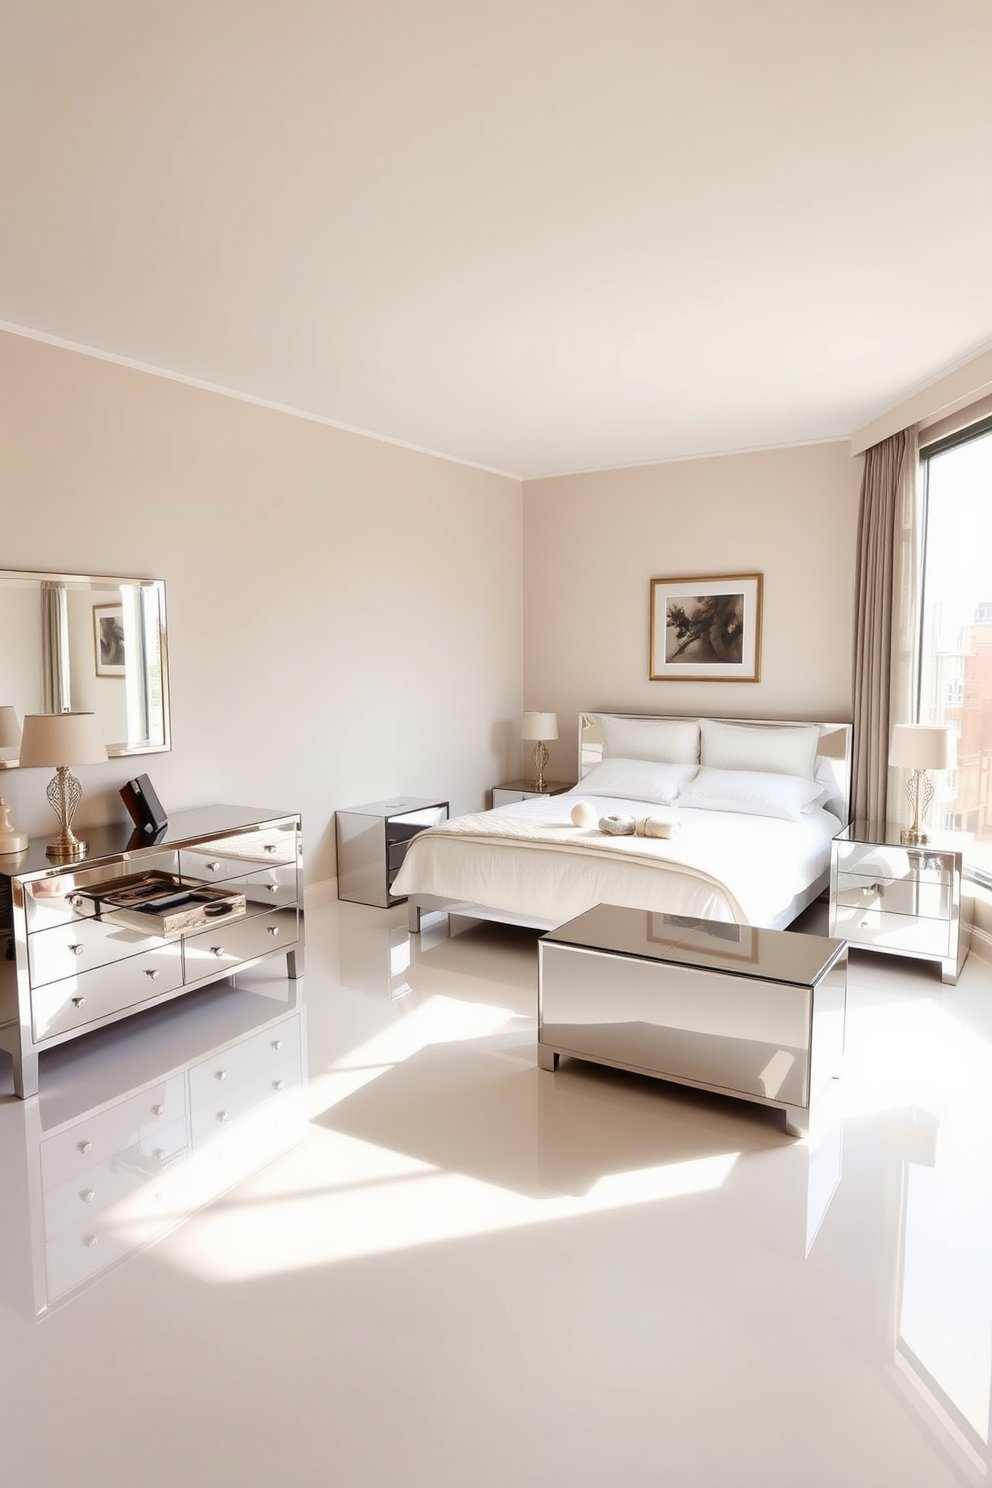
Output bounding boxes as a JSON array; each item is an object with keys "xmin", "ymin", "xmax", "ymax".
[{"xmin": 393, "ymin": 713, "xmax": 852, "ymax": 934}]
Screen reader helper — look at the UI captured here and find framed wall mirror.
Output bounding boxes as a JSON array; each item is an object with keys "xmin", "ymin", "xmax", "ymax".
[{"xmin": 0, "ymin": 569, "xmax": 171, "ymax": 768}]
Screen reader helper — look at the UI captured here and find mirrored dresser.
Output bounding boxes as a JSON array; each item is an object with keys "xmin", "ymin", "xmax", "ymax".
[{"xmin": 0, "ymin": 805, "xmax": 303, "ymax": 1097}]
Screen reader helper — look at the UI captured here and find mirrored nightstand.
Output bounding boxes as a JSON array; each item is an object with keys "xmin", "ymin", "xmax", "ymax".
[
  {"xmin": 491, "ymin": 780, "xmax": 573, "ymax": 807},
  {"xmin": 828, "ymin": 820, "xmax": 973, "ymax": 983}
]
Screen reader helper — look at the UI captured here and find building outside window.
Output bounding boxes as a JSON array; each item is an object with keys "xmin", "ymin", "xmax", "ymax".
[{"xmin": 918, "ymin": 415, "xmax": 992, "ymax": 881}]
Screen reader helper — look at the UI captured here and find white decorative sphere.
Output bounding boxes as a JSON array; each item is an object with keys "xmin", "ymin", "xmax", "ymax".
[{"xmin": 570, "ymin": 800, "xmax": 597, "ymax": 828}]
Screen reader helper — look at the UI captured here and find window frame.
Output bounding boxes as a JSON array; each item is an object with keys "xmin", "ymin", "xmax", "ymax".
[{"xmin": 918, "ymin": 412, "xmax": 992, "ymax": 888}]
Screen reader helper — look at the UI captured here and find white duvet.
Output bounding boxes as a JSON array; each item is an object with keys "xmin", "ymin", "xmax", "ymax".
[{"xmin": 391, "ymin": 793, "xmax": 841, "ymax": 928}]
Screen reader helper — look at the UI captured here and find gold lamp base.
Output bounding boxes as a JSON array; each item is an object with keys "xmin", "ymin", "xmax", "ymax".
[
  {"xmin": 45, "ymin": 767, "xmax": 88, "ymax": 860},
  {"xmin": 900, "ymin": 768, "xmax": 934, "ymax": 848},
  {"xmin": 530, "ymin": 740, "xmax": 550, "ymax": 793}
]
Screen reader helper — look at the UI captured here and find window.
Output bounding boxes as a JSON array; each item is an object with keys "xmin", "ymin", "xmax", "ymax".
[{"xmin": 918, "ymin": 415, "xmax": 992, "ymax": 882}]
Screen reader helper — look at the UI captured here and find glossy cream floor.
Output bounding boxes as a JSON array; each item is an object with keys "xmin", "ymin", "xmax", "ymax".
[{"xmin": 1, "ymin": 896, "xmax": 991, "ymax": 1488}]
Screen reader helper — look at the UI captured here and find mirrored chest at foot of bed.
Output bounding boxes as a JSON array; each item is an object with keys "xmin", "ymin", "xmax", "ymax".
[{"xmin": 538, "ymin": 904, "xmax": 848, "ymax": 1139}]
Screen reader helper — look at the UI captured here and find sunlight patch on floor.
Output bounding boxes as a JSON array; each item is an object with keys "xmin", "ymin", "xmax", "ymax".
[{"xmin": 154, "ymin": 1125, "xmax": 740, "ymax": 1283}]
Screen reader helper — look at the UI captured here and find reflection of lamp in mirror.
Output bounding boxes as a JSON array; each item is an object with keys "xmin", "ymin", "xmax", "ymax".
[
  {"xmin": 18, "ymin": 712, "xmax": 108, "ymax": 859},
  {"xmin": 0, "ymin": 703, "xmax": 20, "ymax": 760},
  {"xmin": 521, "ymin": 711, "xmax": 558, "ymax": 793},
  {"xmin": 890, "ymin": 724, "xmax": 954, "ymax": 845}
]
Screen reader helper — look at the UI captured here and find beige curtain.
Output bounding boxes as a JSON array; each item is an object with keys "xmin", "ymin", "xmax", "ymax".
[
  {"xmin": 41, "ymin": 580, "xmax": 70, "ymax": 714},
  {"xmin": 851, "ymin": 426, "xmax": 920, "ymax": 825}
]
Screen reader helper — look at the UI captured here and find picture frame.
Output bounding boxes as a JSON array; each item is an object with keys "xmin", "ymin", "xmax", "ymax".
[
  {"xmin": 93, "ymin": 603, "xmax": 126, "ymax": 677},
  {"xmin": 648, "ymin": 914, "xmax": 758, "ymax": 964},
  {"xmin": 649, "ymin": 573, "xmax": 762, "ymax": 682}
]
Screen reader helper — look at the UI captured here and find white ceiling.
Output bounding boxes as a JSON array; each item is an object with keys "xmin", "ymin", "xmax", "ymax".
[{"xmin": 2, "ymin": 1, "xmax": 991, "ymax": 479}]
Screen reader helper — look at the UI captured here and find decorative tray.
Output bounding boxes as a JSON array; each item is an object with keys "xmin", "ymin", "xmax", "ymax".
[{"xmin": 79, "ymin": 870, "xmax": 247, "ymax": 935}]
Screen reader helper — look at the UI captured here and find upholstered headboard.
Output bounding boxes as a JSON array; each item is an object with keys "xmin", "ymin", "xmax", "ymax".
[{"xmin": 578, "ymin": 713, "xmax": 853, "ymax": 824}]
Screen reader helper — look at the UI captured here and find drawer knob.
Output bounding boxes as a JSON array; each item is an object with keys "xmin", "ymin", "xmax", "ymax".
[
  {"xmin": 145, "ymin": 968, "xmax": 160, "ymax": 980},
  {"xmin": 152, "ymin": 1103, "xmax": 165, "ymax": 1117},
  {"xmin": 77, "ymin": 1140, "xmax": 92, "ymax": 1155},
  {"xmin": 70, "ymin": 895, "xmax": 83, "ymax": 909},
  {"xmin": 206, "ymin": 861, "xmax": 221, "ymax": 873},
  {"xmin": 267, "ymin": 926, "xmax": 279, "ymax": 937},
  {"xmin": 272, "ymin": 1079, "xmax": 284, "ymax": 1091},
  {"xmin": 215, "ymin": 1070, "xmax": 227, "ymax": 1082},
  {"xmin": 83, "ymin": 1234, "xmax": 98, "ymax": 1249},
  {"xmin": 266, "ymin": 884, "xmax": 279, "ymax": 895},
  {"xmin": 271, "ymin": 1039, "xmax": 282, "ymax": 1051},
  {"xmin": 80, "ymin": 1188, "xmax": 95, "ymax": 1204},
  {"xmin": 216, "ymin": 1110, "xmax": 229, "ymax": 1123},
  {"xmin": 71, "ymin": 996, "xmax": 86, "ymax": 1009},
  {"xmin": 153, "ymin": 1148, "xmax": 165, "ymax": 1162},
  {"xmin": 70, "ymin": 943, "xmax": 84, "ymax": 957},
  {"xmin": 211, "ymin": 946, "xmax": 225, "ymax": 957},
  {"xmin": 264, "ymin": 844, "xmax": 277, "ymax": 855}
]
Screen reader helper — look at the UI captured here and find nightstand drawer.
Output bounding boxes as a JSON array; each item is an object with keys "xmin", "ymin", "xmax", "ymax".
[
  {"xmin": 831, "ymin": 905, "xmax": 950, "ymax": 958},
  {"xmin": 833, "ymin": 873, "xmax": 952, "ymax": 920},
  {"xmin": 834, "ymin": 843, "xmax": 954, "ymax": 886}
]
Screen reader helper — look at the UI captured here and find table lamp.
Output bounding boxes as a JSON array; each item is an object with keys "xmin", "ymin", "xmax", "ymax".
[
  {"xmin": 18, "ymin": 712, "xmax": 108, "ymax": 859},
  {"xmin": 889, "ymin": 723, "xmax": 954, "ymax": 845},
  {"xmin": 521, "ymin": 711, "xmax": 558, "ymax": 793}
]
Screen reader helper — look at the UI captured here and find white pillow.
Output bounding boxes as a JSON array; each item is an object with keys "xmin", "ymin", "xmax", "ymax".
[
  {"xmin": 600, "ymin": 715, "xmax": 700, "ymax": 765},
  {"xmin": 679, "ymin": 766, "xmax": 823, "ymax": 821},
  {"xmin": 573, "ymin": 757, "xmax": 697, "ymax": 805},
  {"xmin": 699, "ymin": 719, "xmax": 820, "ymax": 779}
]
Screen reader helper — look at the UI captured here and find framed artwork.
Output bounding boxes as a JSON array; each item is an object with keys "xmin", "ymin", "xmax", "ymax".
[
  {"xmin": 93, "ymin": 603, "xmax": 126, "ymax": 677},
  {"xmin": 649, "ymin": 573, "xmax": 762, "ymax": 682}
]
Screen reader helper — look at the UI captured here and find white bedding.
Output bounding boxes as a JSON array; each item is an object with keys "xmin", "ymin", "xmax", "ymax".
[{"xmin": 391, "ymin": 793, "xmax": 842, "ymax": 929}]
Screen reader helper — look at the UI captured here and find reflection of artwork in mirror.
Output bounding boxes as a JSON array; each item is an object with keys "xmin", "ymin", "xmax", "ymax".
[
  {"xmin": 94, "ymin": 604, "xmax": 126, "ymax": 676},
  {"xmin": 0, "ymin": 569, "xmax": 170, "ymax": 767}
]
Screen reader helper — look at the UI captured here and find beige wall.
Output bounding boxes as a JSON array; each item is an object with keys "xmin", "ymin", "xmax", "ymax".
[
  {"xmin": 0, "ymin": 332, "xmax": 524, "ymax": 884},
  {"xmin": 521, "ymin": 441, "xmax": 863, "ymax": 783}
]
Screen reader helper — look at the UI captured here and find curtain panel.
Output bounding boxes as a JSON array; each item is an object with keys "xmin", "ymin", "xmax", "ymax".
[{"xmin": 851, "ymin": 426, "xmax": 920, "ymax": 825}]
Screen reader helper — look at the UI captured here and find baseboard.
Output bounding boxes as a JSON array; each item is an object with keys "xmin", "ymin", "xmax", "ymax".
[
  {"xmin": 303, "ymin": 877, "xmax": 337, "ymax": 911},
  {"xmin": 970, "ymin": 924, "xmax": 992, "ymax": 966}
]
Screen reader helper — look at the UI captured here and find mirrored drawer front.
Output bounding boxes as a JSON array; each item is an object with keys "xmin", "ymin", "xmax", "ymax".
[
  {"xmin": 203, "ymin": 863, "xmax": 298, "ymax": 911},
  {"xmin": 32, "ymin": 944, "xmax": 185, "ymax": 1042},
  {"xmin": 835, "ymin": 843, "xmax": 954, "ymax": 886},
  {"xmin": 190, "ymin": 1055, "xmax": 303, "ymax": 1148},
  {"xmin": 24, "ymin": 852, "xmax": 181, "ymax": 932},
  {"xmin": 188, "ymin": 1017, "xmax": 303, "ymax": 1108},
  {"xmin": 182, "ymin": 907, "xmax": 299, "ymax": 984},
  {"xmin": 179, "ymin": 826, "xmax": 300, "ymax": 885},
  {"xmin": 187, "ymin": 1082, "xmax": 306, "ymax": 1209},
  {"xmin": 40, "ymin": 1075, "xmax": 186, "ymax": 1191},
  {"xmin": 43, "ymin": 1117, "xmax": 188, "ymax": 1240},
  {"xmin": 833, "ymin": 873, "xmax": 952, "ymax": 920},
  {"xmin": 28, "ymin": 914, "xmax": 169, "ymax": 988},
  {"xmin": 45, "ymin": 1165, "xmax": 190, "ymax": 1302},
  {"xmin": 832, "ymin": 905, "xmax": 950, "ymax": 957}
]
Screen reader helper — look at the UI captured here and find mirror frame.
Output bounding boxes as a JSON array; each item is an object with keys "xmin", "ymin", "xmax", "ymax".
[{"xmin": 0, "ymin": 567, "xmax": 171, "ymax": 768}]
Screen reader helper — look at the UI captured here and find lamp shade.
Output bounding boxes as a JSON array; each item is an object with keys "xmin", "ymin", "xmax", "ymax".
[
  {"xmin": 19, "ymin": 712, "xmax": 108, "ymax": 768},
  {"xmin": 521, "ymin": 711, "xmax": 558, "ymax": 742},
  {"xmin": 890, "ymin": 724, "xmax": 954, "ymax": 772},
  {"xmin": 0, "ymin": 706, "xmax": 21, "ymax": 750}
]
